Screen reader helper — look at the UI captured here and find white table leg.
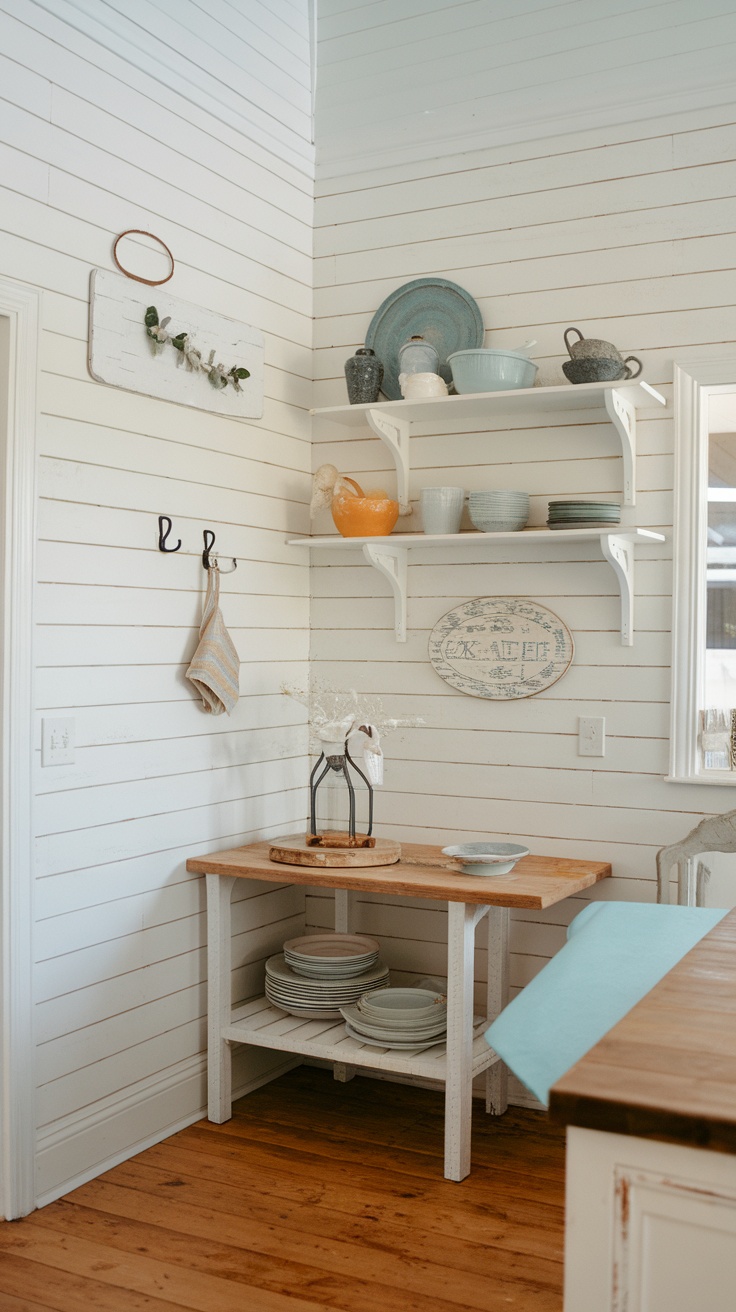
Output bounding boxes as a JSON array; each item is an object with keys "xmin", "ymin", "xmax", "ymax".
[
  {"xmin": 334, "ymin": 889, "xmax": 356, "ymax": 1080},
  {"xmin": 334, "ymin": 888, "xmax": 353, "ymax": 934},
  {"xmin": 206, "ymin": 873, "xmax": 236, "ymax": 1123},
  {"xmin": 485, "ymin": 906, "xmax": 510, "ymax": 1115},
  {"xmin": 445, "ymin": 901, "xmax": 485, "ymax": 1182}
]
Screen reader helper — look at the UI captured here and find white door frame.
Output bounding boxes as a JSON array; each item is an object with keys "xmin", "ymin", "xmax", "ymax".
[{"xmin": 0, "ymin": 279, "xmax": 39, "ymax": 1218}]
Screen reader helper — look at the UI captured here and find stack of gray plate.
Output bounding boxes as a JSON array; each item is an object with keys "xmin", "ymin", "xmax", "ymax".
[
  {"xmin": 469, "ymin": 490, "xmax": 529, "ymax": 532},
  {"xmin": 547, "ymin": 499, "xmax": 621, "ymax": 530},
  {"xmin": 265, "ymin": 952, "xmax": 389, "ymax": 1019},
  {"xmin": 340, "ymin": 987, "xmax": 448, "ymax": 1050}
]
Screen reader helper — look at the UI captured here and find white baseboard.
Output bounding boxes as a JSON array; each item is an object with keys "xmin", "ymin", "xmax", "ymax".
[{"xmin": 35, "ymin": 1050, "xmax": 301, "ymax": 1209}]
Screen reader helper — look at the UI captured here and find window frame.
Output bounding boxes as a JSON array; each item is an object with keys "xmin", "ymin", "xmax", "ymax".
[{"xmin": 669, "ymin": 357, "xmax": 736, "ymax": 784}]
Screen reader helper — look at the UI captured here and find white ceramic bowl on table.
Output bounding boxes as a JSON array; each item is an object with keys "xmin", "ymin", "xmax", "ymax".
[
  {"xmin": 442, "ymin": 841, "xmax": 530, "ymax": 875},
  {"xmin": 448, "ymin": 349, "xmax": 538, "ymax": 394}
]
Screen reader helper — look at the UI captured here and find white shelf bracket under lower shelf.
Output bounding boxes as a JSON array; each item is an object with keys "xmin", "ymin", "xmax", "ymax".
[
  {"xmin": 604, "ymin": 389, "xmax": 637, "ymax": 506},
  {"xmin": 362, "ymin": 543, "xmax": 408, "ymax": 642},
  {"xmin": 600, "ymin": 533, "xmax": 635, "ymax": 646},
  {"xmin": 366, "ymin": 408, "xmax": 411, "ymax": 514}
]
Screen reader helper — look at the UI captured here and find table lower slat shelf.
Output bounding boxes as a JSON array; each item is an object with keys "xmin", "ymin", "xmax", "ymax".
[{"xmin": 224, "ymin": 996, "xmax": 500, "ymax": 1080}]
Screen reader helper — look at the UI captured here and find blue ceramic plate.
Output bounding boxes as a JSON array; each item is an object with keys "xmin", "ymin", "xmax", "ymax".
[{"xmin": 365, "ymin": 277, "xmax": 484, "ymax": 400}]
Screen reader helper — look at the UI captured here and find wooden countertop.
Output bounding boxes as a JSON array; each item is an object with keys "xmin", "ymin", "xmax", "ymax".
[
  {"xmin": 550, "ymin": 907, "xmax": 736, "ymax": 1153},
  {"xmin": 186, "ymin": 839, "xmax": 611, "ymax": 909}
]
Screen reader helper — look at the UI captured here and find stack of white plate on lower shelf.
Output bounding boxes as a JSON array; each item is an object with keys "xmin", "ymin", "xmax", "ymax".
[
  {"xmin": 547, "ymin": 499, "xmax": 621, "ymax": 529},
  {"xmin": 265, "ymin": 933, "xmax": 388, "ymax": 1019},
  {"xmin": 340, "ymin": 988, "xmax": 448, "ymax": 1051}
]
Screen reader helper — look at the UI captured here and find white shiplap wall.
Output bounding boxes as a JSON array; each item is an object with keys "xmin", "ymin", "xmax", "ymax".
[
  {"xmin": 316, "ymin": 0, "xmax": 736, "ymax": 173},
  {"xmin": 312, "ymin": 4, "xmax": 736, "ymax": 1098},
  {"xmin": 0, "ymin": 0, "xmax": 313, "ymax": 1201}
]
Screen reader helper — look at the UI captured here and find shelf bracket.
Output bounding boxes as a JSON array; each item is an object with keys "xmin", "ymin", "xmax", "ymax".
[
  {"xmin": 366, "ymin": 408, "xmax": 411, "ymax": 514},
  {"xmin": 362, "ymin": 543, "xmax": 408, "ymax": 642},
  {"xmin": 604, "ymin": 389, "xmax": 636, "ymax": 507},
  {"xmin": 600, "ymin": 533, "xmax": 635, "ymax": 646}
]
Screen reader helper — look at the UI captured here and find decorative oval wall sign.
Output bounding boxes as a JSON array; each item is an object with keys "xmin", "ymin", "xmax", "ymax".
[{"xmin": 429, "ymin": 597, "xmax": 574, "ymax": 700}]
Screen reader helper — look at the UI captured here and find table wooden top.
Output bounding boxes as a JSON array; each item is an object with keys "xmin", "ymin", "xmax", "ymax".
[
  {"xmin": 550, "ymin": 908, "xmax": 736, "ymax": 1154},
  {"xmin": 186, "ymin": 839, "xmax": 611, "ymax": 909}
]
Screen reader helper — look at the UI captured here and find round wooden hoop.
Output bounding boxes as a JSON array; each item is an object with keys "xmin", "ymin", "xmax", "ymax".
[{"xmin": 112, "ymin": 230, "xmax": 175, "ymax": 286}]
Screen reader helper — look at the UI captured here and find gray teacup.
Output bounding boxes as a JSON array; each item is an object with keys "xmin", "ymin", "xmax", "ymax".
[
  {"xmin": 565, "ymin": 326, "xmax": 633, "ymax": 364},
  {"xmin": 562, "ymin": 356, "xmax": 642, "ymax": 384}
]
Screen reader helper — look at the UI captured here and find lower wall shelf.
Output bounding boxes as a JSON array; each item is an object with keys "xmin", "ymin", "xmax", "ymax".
[
  {"xmin": 225, "ymin": 996, "xmax": 499, "ymax": 1081},
  {"xmin": 287, "ymin": 528, "xmax": 666, "ymax": 646}
]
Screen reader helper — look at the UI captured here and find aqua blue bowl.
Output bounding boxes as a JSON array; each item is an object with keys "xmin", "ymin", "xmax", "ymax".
[{"xmin": 448, "ymin": 349, "xmax": 538, "ymax": 394}]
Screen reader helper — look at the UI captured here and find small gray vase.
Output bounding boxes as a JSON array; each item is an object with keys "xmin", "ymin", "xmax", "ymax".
[{"xmin": 344, "ymin": 347, "xmax": 384, "ymax": 404}]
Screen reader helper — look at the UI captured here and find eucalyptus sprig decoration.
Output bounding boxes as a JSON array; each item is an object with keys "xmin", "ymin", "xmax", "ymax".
[{"xmin": 144, "ymin": 306, "xmax": 251, "ymax": 393}]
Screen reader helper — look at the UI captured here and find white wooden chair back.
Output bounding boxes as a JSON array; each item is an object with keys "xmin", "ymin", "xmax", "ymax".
[{"xmin": 656, "ymin": 808, "xmax": 736, "ymax": 904}]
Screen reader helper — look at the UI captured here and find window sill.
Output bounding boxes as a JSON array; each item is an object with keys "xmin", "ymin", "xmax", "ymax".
[{"xmin": 665, "ymin": 774, "xmax": 736, "ymax": 787}]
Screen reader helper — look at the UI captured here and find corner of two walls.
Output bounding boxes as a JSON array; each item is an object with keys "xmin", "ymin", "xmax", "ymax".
[{"xmin": 308, "ymin": 100, "xmax": 736, "ymax": 1040}]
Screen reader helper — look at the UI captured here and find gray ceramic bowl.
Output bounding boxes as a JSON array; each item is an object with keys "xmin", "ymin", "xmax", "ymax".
[
  {"xmin": 562, "ymin": 357, "xmax": 626, "ymax": 384},
  {"xmin": 442, "ymin": 842, "xmax": 530, "ymax": 876}
]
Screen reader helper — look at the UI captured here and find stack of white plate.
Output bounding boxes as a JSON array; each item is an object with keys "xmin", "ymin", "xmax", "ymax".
[
  {"xmin": 340, "ymin": 987, "xmax": 448, "ymax": 1051},
  {"xmin": 469, "ymin": 490, "xmax": 529, "ymax": 532},
  {"xmin": 547, "ymin": 499, "xmax": 621, "ymax": 529},
  {"xmin": 265, "ymin": 953, "xmax": 389, "ymax": 1019},
  {"xmin": 283, "ymin": 932, "xmax": 380, "ymax": 979}
]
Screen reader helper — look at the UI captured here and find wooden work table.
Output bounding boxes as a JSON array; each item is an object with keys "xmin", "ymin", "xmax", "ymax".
[
  {"xmin": 187, "ymin": 839, "xmax": 610, "ymax": 908},
  {"xmin": 549, "ymin": 907, "xmax": 736, "ymax": 1312},
  {"xmin": 188, "ymin": 838, "xmax": 610, "ymax": 1182}
]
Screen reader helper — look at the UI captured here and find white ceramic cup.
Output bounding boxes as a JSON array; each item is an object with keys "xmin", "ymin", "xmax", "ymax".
[
  {"xmin": 420, "ymin": 486, "xmax": 465, "ymax": 535},
  {"xmin": 399, "ymin": 371, "xmax": 448, "ymax": 399}
]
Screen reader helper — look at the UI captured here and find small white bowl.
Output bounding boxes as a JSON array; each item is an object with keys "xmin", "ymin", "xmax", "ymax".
[{"xmin": 442, "ymin": 841, "xmax": 530, "ymax": 876}]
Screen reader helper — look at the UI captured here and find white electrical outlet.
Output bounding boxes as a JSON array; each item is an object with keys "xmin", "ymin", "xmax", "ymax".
[
  {"xmin": 578, "ymin": 716, "xmax": 605, "ymax": 757},
  {"xmin": 42, "ymin": 716, "xmax": 76, "ymax": 766}
]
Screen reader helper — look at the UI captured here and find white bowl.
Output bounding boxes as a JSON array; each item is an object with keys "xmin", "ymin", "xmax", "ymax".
[{"xmin": 442, "ymin": 842, "xmax": 530, "ymax": 876}]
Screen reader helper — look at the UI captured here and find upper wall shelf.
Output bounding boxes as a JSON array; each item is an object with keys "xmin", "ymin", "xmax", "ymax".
[{"xmin": 311, "ymin": 380, "xmax": 667, "ymax": 512}]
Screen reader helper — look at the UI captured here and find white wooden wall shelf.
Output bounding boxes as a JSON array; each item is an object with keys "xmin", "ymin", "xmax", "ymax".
[
  {"xmin": 287, "ymin": 528, "xmax": 666, "ymax": 646},
  {"xmin": 311, "ymin": 380, "xmax": 667, "ymax": 512}
]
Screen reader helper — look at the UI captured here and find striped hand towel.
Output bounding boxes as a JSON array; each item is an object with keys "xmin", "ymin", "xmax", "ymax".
[{"xmin": 185, "ymin": 564, "xmax": 240, "ymax": 715}]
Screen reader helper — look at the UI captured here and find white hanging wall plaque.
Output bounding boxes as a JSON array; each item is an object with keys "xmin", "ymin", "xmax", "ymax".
[
  {"xmin": 429, "ymin": 597, "xmax": 574, "ymax": 699},
  {"xmin": 88, "ymin": 269, "xmax": 264, "ymax": 417}
]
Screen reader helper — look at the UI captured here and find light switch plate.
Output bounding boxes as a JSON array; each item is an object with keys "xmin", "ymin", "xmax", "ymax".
[
  {"xmin": 578, "ymin": 716, "xmax": 605, "ymax": 757},
  {"xmin": 42, "ymin": 716, "xmax": 76, "ymax": 766}
]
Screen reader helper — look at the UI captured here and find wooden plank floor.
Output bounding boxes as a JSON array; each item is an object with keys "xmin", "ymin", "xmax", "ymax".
[{"xmin": 0, "ymin": 1067, "xmax": 565, "ymax": 1311}]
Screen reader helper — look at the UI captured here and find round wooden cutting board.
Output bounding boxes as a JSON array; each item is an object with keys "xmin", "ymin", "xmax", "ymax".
[{"xmin": 269, "ymin": 836, "xmax": 402, "ymax": 868}]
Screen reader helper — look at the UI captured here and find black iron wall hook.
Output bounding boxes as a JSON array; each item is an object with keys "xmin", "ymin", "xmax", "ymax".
[
  {"xmin": 202, "ymin": 529, "xmax": 237, "ymax": 573},
  {"xmin": 202, "ymin": 529, "xmax": 216, "ymax": 568},
  {"xmin": 158, "ymin": 516, "xmax": 181, "ymax": 552}
]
